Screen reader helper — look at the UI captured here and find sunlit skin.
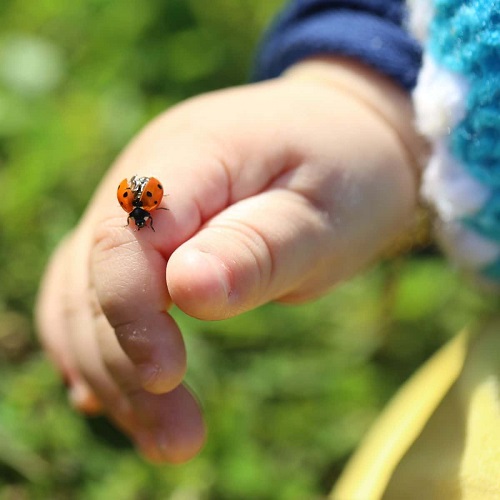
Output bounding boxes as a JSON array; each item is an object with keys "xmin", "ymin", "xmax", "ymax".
[{"xmin": 36, "ymin": 57, "xmax": 425, "ymax": 463}]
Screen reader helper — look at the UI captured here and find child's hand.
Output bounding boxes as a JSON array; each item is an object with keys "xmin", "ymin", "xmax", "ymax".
[{"xmin": 36, "ymin": 58, "xmax": 422, "ymax": 463}]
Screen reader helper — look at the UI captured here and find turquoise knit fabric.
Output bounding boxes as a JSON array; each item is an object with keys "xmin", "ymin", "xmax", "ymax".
[{"xmin": 428, "ymin": 0, "xmax": 500, "ymax": 280}]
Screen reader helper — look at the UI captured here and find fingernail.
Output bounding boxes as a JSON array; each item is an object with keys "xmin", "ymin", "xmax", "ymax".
[
  {"xmin": 137, "ymin": 363, "xmax": 161, "ymax": 389},
  {"xmin": 157, "ymin": 430, "xmax": 170, "ymax": 456},
  {"xmin": 68, "ymin": 383, "xmax": 88, "ymax": 406},
  {"xmin": 68, "ymin": 384, "xmax": 102, "ymax": 414},
  {"xmin": 184, "ymin": 249, "xmax": 232, "ymax": 300},
  {"xmin": 136, "ymin": 431, "xmax": 168, "ymax": 462},
  {"xmin": 200, "ymin": 251, "xmax": 231, "ymax": 299}
]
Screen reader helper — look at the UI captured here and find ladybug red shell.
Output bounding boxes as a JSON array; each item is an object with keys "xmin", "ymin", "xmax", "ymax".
[{"xmin": 117, "ymin": 175, "xmax": 167, "ymax": 231}]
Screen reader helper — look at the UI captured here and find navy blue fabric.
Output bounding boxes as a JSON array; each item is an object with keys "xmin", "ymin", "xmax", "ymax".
[{"xmin": 254, "ymin": 0, "xmax": 422, "ymax": 90}]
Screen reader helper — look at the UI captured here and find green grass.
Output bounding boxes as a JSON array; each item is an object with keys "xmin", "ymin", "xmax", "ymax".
[{"xmin": 0, "ymin": 1, "xmax": 496, "ymax": 498}]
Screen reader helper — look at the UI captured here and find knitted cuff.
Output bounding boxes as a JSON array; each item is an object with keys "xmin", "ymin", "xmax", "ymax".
[{"xmin": 254, "ymin": 0, "xmax": 422, "ymax": 91}]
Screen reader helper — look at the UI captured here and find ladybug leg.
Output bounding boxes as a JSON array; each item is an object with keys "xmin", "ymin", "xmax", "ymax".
[
  {"xmin": 148, "ymin": 215, "xmax": 156, "ymax": 232},
  {"xmin": 126, "ymin": 215, "xmax": 138, "ymax": 231}
]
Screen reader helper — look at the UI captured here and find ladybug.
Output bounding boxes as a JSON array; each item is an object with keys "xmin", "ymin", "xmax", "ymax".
[{"xmin": 117, "ymin": 175, "xmax": 167, "ymax": 231}]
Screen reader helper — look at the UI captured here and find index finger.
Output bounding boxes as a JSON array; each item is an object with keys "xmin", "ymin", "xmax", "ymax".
[
  {"xmin": 91, "ymin": 222, "xmax": 186, "ymax": 393},
  {"xmin": 88, "ymin": 120, "xmax": 232, "ymax": 392}
]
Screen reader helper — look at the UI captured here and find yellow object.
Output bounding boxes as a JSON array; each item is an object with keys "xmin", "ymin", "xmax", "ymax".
[{"xmin": 331, "ymin": 323, "xmax": 500, "ymax": 499}]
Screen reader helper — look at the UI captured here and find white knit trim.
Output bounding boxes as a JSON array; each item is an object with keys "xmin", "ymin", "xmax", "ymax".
[
  {"xmin": 406, "ymin": 0, "xmax": 434, "ymax": 42},
  {"xmin": 407, "ymin": 0, "xmax": 500, "ymax": 279},
  {"xmin": 421, "ymin": 139, "xmax": 491, "ymax": 220},
  {"xmin": 437, "ymin": 221, "xmax": 500, "ymax": 268},
  {"xmin": 413, "ymin": 55, "xmax": 469, "ymax": 139}
]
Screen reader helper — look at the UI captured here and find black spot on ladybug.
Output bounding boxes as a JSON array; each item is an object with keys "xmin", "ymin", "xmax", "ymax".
[
  {"xmin": 154, "ymin": 200, "xmax": 158, "ymax": 204},
  {"xmin": 146, "ymin": 191, "xmax": 153, "ymax": 197},
  {"xmin": 123, "ymin": 191, "xmax": 129, "ymax": 198},
  {"xmin": 158, "ymin": 183, "xmax": 163, "ymax": 189},
  {"xmin": 120, "ymin": 201, "xmax": 124, "ymax": 206}
]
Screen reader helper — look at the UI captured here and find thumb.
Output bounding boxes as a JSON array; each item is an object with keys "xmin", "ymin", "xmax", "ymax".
[{"xmin": 167, "ymin": 84, "xmax": 416, "ymax": 319}]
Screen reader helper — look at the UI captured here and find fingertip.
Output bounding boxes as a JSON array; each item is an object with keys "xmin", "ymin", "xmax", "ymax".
[
  {"xmin": 139, "ymin": 424, "xmax": 206, "ymax": 464},
  {"xmin": 167, "ymin": 247, "xmax": 234, "ymax": 319},
  {"xmin": 133, "ymin": 386, "xmax": 206, "ymax": 463},
  {"xmin": 96, "ymin": 312, "xmax": 187, "ymax": 395},
  {"xmin": 137, "ymin": 360, "xmax": 185, "ymax": 394},
  {"xmin": 68, "ymin": 383, "xmax": 103, "ymax": 415}
]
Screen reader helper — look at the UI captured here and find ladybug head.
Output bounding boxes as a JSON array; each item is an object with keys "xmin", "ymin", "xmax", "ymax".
[{"xmin": 128, "ymin": 207, "xmax": 150, "ymax": 230}]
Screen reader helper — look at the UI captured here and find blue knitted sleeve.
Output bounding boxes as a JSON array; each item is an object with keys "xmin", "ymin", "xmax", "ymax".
[{"xmin": 254, "ymin": 0, "xmax": 422, "ymax": 90}]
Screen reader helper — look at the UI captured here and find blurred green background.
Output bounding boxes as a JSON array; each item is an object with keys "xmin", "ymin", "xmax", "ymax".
[{"xmin": 0, "ymin": 1, "xmax": 496, "ymax": 498}]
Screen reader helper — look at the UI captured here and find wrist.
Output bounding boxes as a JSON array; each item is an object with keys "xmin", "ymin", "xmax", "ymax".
[
  {"xmin": 281, "ymin": 56, "xmax": 431, "ymax": 257},
  {"xmin": 283, "ymin": 56, "xmax": 428, "ymax": 176}
]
